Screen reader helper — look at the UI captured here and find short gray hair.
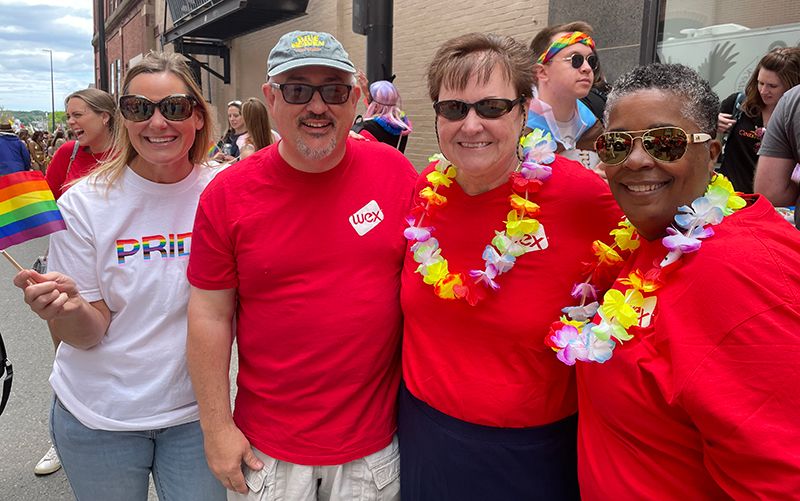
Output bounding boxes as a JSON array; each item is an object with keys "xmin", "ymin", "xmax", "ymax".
[{"xmin": 605, "ymin": 63, "xmax": 719, "ymax": 138}]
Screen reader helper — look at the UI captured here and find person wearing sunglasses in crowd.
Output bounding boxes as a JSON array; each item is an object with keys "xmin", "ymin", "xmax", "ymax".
[
  {"xmin": 527, "ymin": 21, "xmax": 605, "ymax": 175},
  {"xmin": 717, "ymin": 47, "xmax": 800, "ymax": 194},
  {"xmin": 238, "ymin": 97, "xmax": 279, "ymax": 160},
  {"xmin": 398, "ymin": 32, "xmax": 620, "ymax": 500},
  {"xmin": 186, "ymin": 30, "xmax": 416, "ymax": 500},
  {"xmin": 569, "ymin": 63, "xmax": 800, "ymax": 499},
  {"xmin": 12, "ymin": 51, "xmax": 226, "ymax": 501}
]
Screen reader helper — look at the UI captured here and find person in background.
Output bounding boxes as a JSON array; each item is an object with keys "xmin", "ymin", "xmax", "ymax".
[
  {"xmin": 47, "ymin": 89, "xmax": 116, "ymax": 200},
  {"xmin": 48, "ymin": 130, "xmax": 66, "ymax": 157},
  {"xmin": 238, "ymin": 97, "xmax": 279, "ymax": 160},
  {"xmin": 213, "ymin": 100, "xmax": 247, "ymax": 162},
  {"xmin": 573, "ymin": 63, "xmax": 800, "ymax": 499},
  {"xmin": 28, "ymin": 130, "xmax": 49, "ymax": 172},
  {"xmin": 527, "ymin": 21, "xmax": 604, "ymax": 174},
  {"xmin": 187, "ymin": 30, "xmax": 416, "ymax": 500},
  {"xmin": 13, "ymin": 51, "xmax": 225, "ymax": 500},
  {"xmin": 0, "ymin": 121, "xmax": 31, "ymax": 175},
  {"xmin": 31, "ymin": 88, "xmax": 118, "ymax": 478},
  {"xmin": 718, "ymin": 47, "xmax": 800, "ymax": 193},
  {"xmin": 351, "ymin": 80, "xmax": 412, "ymax": 153},
  {"xmin": 755, "ymin": 76, "xmax": 800, "ymax": 229},
  {"xmin": 398, "ymin": 32, "xmax": 620, "ymax": 500}
]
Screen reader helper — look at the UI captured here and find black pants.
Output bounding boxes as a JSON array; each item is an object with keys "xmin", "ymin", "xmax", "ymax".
[{"xmin": 398, "ymin": 383, "xmax": 580, "ymax": 501}]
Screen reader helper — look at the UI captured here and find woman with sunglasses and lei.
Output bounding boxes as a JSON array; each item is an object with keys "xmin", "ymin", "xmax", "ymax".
[
  {"xmin": 526, "ymin": 21, "xmax": 605, "ymax": 175},
  {"xmin": 398, "ymin": 33, "xmax": 621, "ymax": 500},
  {"xmin": 551, "ymin": 64, "xmax": 800, "ymax": 499},
  {"xmin": 12, "ymin": 51, "xmax": 225, "ymax": 500}
]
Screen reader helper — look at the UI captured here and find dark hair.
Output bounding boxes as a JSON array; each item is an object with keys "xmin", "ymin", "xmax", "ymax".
[
  {"xmin": 427, "ymin": 32, "xmax": 534, "ymax": 103},
  {"xmin": 741, "ymin": 47, "xmax": 800, "ymax": 117},
  {"xmin": 606, "ymin": 63, "xmax": 719, "ymax": 137}
]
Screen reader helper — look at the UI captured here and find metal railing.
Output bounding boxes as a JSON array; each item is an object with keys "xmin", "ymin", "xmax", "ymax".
[{"xmin": 166, "ymin": 0, "xmax": 216, "ymax": 24}]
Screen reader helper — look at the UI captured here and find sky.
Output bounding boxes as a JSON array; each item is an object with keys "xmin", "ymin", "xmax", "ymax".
[{"xmin": 0, "ymin": 0, "xmax": 95, "ymax": 112}]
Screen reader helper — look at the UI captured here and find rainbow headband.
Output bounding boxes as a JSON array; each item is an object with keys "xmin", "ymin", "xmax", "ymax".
[{"xmin": 537, "ymin": 31, "xmax": 595, "ymax": 65}]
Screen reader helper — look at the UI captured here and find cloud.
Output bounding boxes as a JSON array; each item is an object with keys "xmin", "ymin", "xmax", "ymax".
[{"xmin": 0, "ymin": 0, "xmax": 94, "ymax": 112}]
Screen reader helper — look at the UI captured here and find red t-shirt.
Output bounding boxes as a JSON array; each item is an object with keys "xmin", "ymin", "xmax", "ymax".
[
  {"xmin": 45, "ymin": 140, "xmax": 110, "ymax": 199},
  {"xmin": 577, "ymin": 196, "xmax": 800, "ymax": 499},
  {"xmin": 401, "ymin": 156, "xmax": 621, "ymax": 427},
  {"xmin": 188, "ymin": 140, "xmax": 417, "ymax": 465}
]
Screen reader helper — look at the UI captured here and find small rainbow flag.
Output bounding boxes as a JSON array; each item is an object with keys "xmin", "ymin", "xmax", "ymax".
[{"xmin": 0, "ymin": 171, "xmax": 66, "ymax": 250}]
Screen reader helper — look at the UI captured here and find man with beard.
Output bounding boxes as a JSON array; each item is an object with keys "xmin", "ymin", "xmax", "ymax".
[{"xmin": 186, "ymin": 31, "xmax": 416, "ymax": 500}]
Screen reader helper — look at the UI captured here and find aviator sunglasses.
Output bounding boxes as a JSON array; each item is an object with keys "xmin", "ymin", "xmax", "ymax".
[
  {"xmin": 557, "ymin": 53, "xmax": 599, "ymax": 71},
  {"xmin": 269, "ymin": 82, "xmax": 352, "ymax": 105},
  {"xmin": 433, "ymin": 97, "xmax": 524, "ymax": 121},
  {"xmin": 119, "ymin": 94, "xmax": 197, "ymax": 122},
  {"xmin": 595, "ymin": 126, "xmax": 712, "ymax": 165}
]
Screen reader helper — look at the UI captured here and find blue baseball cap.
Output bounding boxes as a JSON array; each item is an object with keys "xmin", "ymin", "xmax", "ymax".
[{"xmin": 267, "ymin": 31, "xmax": 356, "ymax": 77}]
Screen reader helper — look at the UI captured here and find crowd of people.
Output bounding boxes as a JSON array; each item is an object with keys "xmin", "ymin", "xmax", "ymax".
[
  {"xmin": 4, "ymin": 19, "xmax": 800, "ymax": 501},
  {"xmin": 0, "ymin": 123, "xmax": 78, "ymax": 176}
]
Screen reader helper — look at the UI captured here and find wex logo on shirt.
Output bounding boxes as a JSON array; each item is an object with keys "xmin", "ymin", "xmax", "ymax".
[{"xmin": 349, "ymin": 200, "xmax": 384, "ymax": 236}]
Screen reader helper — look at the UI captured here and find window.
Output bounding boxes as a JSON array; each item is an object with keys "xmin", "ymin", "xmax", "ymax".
[{"xmin": 656, "ymin": 0, "xmax": 800, "ymax": 99}]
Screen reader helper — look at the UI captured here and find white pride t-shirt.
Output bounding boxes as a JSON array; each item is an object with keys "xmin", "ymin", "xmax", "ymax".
[{"xmin": 48, "ymin": 164, "xmax": 220, "ymax": 431}]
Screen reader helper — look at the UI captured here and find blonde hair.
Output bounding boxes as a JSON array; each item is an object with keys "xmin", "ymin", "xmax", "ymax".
[
  {"xmin": 65, "ymin": 88, "xmax": 117, "ymax": 133},
  {"xmin": 89, "ymin": 51, "xmax": 213, "ymax": 187}
]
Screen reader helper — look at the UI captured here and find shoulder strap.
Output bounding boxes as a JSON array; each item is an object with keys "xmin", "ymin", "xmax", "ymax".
[
  {"xmin": 66, "ymin": 141, "xmax": 81, "ymax": 177},
  {"xmin": 733, "ymin": 92, "xmax": 746, "ymax": 122},
  {"xmin": 397, "ymin": 134, "xmax": 408, "ymax": 153},
  {"xmin": 0, "ymin": 332, "xmax": 12, "ymax": 416}
]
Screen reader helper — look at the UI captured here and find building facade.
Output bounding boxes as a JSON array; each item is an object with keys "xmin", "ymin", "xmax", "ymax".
[{"xmin": 94, "ymin": 0, "xmax": 800, "ymax": 169}]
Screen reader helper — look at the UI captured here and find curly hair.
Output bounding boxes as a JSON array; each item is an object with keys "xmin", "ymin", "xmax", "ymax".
[{"xmin": 605, "ymin": 63, "xmax": 719, "ymax": 138}]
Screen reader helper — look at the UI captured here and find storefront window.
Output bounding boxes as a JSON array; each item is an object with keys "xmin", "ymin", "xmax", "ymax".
[{"xmin": 656, "ymin": 0, "xmax": 800, "ymax": 99}]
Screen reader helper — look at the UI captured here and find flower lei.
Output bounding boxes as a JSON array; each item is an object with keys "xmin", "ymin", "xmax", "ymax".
[
  {"xmin": 546, "ymin": 174, "xmax": 747, "ymax": 365},
  {"xmin": 404, "ymin": 129, "xmax": 557, "ymax": 305}
]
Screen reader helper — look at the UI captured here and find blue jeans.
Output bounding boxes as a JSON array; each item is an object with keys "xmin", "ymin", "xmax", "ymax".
[{"xmin": 51, "ymin": 397, "xmax": 225, "ymax": 501}]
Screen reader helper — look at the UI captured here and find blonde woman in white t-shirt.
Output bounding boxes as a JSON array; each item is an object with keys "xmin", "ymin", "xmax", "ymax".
[{"xmin": 13, "ymin": 52, "xmax": 225, "ymax": 501}]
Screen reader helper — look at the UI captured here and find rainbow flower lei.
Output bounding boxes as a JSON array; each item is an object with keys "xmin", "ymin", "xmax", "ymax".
[
  {"xmin": 546, "ymin": 174, "xmax": 746, "ymax": 365},
  {"xmin": 404, "ymin": 129, "xmax": 556, "ymax": 305}
]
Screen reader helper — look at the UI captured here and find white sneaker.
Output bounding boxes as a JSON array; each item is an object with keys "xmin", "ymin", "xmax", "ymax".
[{"xmin": 34, "ymin": 446, "xmax": 61, "ymax": 475}]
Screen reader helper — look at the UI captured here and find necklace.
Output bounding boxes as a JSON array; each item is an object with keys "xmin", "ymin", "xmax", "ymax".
[
  {"xmin": 405, "ymin": 130, "xmax": 557, "ymax": 305},
  {"xmin": 546, "ymin": 174, "xmax": 746, "ymax": 364}
]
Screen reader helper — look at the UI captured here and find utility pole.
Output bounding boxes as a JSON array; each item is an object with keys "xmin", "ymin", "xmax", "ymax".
[{"xmin": 42, "ymin": 49, "xmax": 55, "ymax": 132}]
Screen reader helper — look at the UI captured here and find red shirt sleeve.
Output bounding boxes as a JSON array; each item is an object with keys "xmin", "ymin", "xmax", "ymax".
[
  {"xmin": 187, "ymin": 181, "xmax": 238, "ymax": 290},
  {"xmin": 679, "ymin": 304, "xmax": 800, "ymax": 499}
]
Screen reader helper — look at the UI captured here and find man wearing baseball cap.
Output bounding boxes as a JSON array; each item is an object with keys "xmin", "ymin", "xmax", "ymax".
[{"xmin": 187, "ymin": 30, "xmax": 415, "ymax": 500}]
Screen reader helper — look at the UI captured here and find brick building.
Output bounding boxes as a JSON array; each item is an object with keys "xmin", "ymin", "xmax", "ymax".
[{"xmin": 95, "ymin": 0, "xmax": 800, "ymax": 170}]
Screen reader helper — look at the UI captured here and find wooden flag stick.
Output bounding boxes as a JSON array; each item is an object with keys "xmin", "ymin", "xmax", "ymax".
[{"xmin": 0, "ymin": 249, "xmax": 24, "ymax": 272}]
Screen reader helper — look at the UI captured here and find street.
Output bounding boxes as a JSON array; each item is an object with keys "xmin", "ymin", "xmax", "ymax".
[{"xmin": 0, "ymin": 236, "xmax": 160, "ymax": 500}]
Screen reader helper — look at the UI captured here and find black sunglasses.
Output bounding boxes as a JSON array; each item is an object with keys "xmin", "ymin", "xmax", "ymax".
[
  {"xmin": 595, "ymin": 126, "xmax": 712, "ymax": 165},
  {"xmin": 269, "ymin": 82, "xmax": 352, "ymax": 105},
  {"xmin": 433, "ymin": 97, "xmax": 524, "ymax": 121},
  {"xmin": 119, "ymin": 94, "xmax": 197, "ymax": 122},
  {"xmin": 557, "ymin": 53, "xmax": 599, "ymax": 71}
]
